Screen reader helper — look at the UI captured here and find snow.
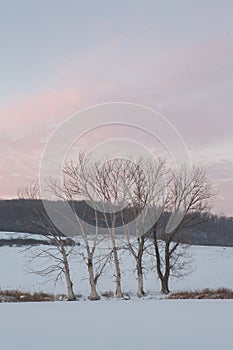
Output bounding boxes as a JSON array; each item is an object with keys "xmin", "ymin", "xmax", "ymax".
[
  {"xmin": 0, "ymin": 243, "xmax": 232, "ymax": 295},
  {"xmin": 0, "ymin": 231, "xmax": 51, "ymax": 241},
  {"xmin": 0, "ymin": 234, "xmax": 233, "ymax": 349},
  {"xmin": 0, "ymin": 300, "xmax": 232, "ymax": 350}
]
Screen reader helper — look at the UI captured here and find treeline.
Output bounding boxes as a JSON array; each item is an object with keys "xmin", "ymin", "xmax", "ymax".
[
  {"xmin": 0, "ymin": 199, "xmax": 233, "ymax": 246},
  {"xmin": 0, "ymin": 157, "xmax": 230, "ymax": 299}
]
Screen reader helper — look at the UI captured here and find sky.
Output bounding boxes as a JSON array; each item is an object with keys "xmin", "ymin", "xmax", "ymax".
[{"xmin": 0, "ymin": 0, "xmax": 233, "ymax": 216}]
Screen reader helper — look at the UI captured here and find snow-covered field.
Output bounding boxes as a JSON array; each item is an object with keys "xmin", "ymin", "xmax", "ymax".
[
  {"xmin": 0, "ymin": 299, "xmax": 232, "ymax": 350},
  {"xmin": 0, "ymin": 240, "xmax": 232, "ymax": 295},
  {"xmin": 0, "ymin": 234, "xmax": 233, "ymax": 349}
]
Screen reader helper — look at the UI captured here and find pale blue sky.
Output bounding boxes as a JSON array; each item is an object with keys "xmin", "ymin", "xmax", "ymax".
[
  {"xmin": 1, "ymin": 0, "xmax": 232, "ymax": 102},
  {"xmin": 0, "ymin": 1, "xmax": 233, "ymax": 215}
]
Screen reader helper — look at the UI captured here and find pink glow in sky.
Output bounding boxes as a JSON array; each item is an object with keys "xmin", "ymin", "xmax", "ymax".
[{"xmin": 0, "ymin": 1, "xmax": 233, "ymax": 216}]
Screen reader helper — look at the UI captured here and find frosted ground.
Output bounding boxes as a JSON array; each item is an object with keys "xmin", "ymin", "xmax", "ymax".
[
  {"xmin": 0, "ymin": 233, "xmax": 232, "ymax": 294},
  {"xmin": 1, "ymin": 299, "xmax": 232, "ymax": 350},
  {"xmin": 0, "ymin": 233, "xmax": 232, "ymax": 349}
]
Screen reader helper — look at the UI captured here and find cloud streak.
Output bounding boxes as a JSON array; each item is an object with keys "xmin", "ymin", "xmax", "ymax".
[{"xmin": 0, "ymin": 33, "xmax": 232, "ymax": 215}]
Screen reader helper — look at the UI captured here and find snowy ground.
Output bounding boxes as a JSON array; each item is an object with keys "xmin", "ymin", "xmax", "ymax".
[
  {"xmin": 0, "ymin": 233, "xmax": 233, "ymax": 349},
  {"xmin": 0, "ymin": 299, "xmax": 232, "ymax": 350},
  {"xmin": 0, "ymin": 240, "xmax": 232, "ymax": 295}
]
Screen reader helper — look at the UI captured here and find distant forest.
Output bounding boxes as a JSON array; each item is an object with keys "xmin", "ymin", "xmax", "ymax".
[{"xmin": 0, "ymin": 199, "xmax": 233, "ymax": 247}]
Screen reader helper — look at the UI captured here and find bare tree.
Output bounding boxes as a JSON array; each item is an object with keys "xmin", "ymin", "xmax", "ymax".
[
  {"xmin": 121, "ymin": 158, "xmax": 166, "ymax": 297},
  {"xmin": 76, "ymin": 158, "xmax": 125, "ymax": 298},
  {"xmin": 62, "ymin": 153, "xmax": 113, "ymax": 300},
  {"xmin": 19, "ymin": 181, "xmax": 76, "ymax": 301},
  {"xmin": 90, "ymin": 157, "xmax": 127, "ymax": 297},
  {"xmin": 152, "ymin": 166, "xmax": 215, "ymax": 294},
  {"xmin": 18, "ymin": 180, "xmax": 40, "ymax": 200}
]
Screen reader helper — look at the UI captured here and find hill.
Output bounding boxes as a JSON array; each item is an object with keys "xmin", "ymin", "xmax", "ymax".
[{"xmin": 0, "ymin": 199, "xmax": 232, "ymax": 246}]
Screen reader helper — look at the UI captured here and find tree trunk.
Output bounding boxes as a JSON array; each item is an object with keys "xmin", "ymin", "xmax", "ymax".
[
  {"xmin": 65, "ymin": 270, "xmax": 76, "ymax": 301},
  {"xmin": 87, "ymin": 257, "xmax": 100, "ymax": 300},
  {"xmin": 63, "ymin": 254, "xmax": 76, "ymax": 301},
  {"xmin": 161, "ymin": 274, "xmax": 170, "ymax": 294},
  {"xmin": 136, "ymin": 238, "xmax": 145, "ymax": 298},
  {"xmin": 162, "ymin": 241, "xmax": 171, "ymax": 294},
  {"xmin": 153, "ymin": 226, "xmax": 170, "ymax": 295},
  {"xmin": 112, "ymin": 246, "xmax": 122, "ymax": 298},
  {"xmin": 60, "ymin": 243, "xmax": 76, "ymax": 301},
  {"xmin": 109, "ymin": 222, "xmax": 122, "ymax": 298},
  {"xmin": 137, "ymin": 263, "xmax": 145, "ymax": 297}
]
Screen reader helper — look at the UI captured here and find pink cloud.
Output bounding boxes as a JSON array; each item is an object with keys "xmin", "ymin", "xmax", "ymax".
[
  {"xmin": 0, "ymin": 86, "xmax": 89, "ymax": 198},
  {"xmin": 1, "ymin": 87, "xmax": 86, "ymax": 132},
  {"xmin": 0, "ymin": 38, "xmax": 232, "ymax": 216}
]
